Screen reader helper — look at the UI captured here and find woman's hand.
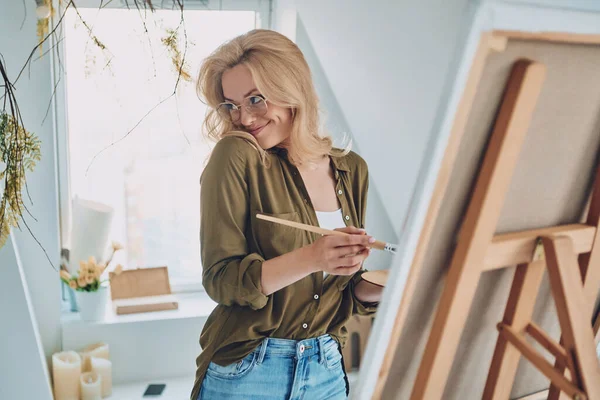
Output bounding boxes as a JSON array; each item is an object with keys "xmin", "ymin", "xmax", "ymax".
[{"xmin": 307, "ymin": 226, "xmax": 375, "ymax": 275}]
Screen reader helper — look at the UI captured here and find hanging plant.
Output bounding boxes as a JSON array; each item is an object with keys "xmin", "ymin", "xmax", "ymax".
[
  {"xmin": 0, "ymin": 110, "xmax": 42, "ymax": 248},
  {"xmin": 0, "ymin": 0, "xmax": 189, "ymax": 253}
]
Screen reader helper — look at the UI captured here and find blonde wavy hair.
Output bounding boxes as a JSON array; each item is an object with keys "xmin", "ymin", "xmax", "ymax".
[{"xmin": 196, "ymin": 29, "xmax": 348, "ymax": 166}]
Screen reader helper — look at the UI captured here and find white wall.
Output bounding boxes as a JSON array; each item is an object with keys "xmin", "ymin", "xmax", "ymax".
[
  {"xmin": 0, "ymin": 0, "xmax": 63, "ymax": 368},
  {"xmin": 274, "ymin": 0, "xmax": 473, "ymax": 237},
  {"xmin": 0, "ymin": 235, "xmax": 54, "ymax": 399},
  {"xmin": 293, "ymin": 16, "xmax": 397, "ymax": 270}
]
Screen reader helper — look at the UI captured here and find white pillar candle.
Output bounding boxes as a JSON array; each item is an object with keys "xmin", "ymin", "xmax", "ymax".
[
  {"xmin": 80, "ymin": 342, "xmax": 110, "ymax": 372},
  {"xmin": 52, "ymin": 351, "xmax": 82, "ymax": 400},
  {"xmin": 91, "ymin": 357, "xmax": 112, "ymax": 398},
  {"xmin": 80, "ymin": 372, "xmax": 102, "ymax": 400}
]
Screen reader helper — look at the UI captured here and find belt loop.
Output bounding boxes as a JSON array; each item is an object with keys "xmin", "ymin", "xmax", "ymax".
[
  {"xmin": 257, "ymin": 337, "xmax": 268, "ymax": 365},
  {"xmin": 318, "ymin": 336, "xmax": 326, "ymax": 365}
]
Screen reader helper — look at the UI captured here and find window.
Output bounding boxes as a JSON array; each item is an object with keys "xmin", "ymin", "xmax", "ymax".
[{"xmin": 61, "ymin": 1, "xmax": 269, "ymax": 292}]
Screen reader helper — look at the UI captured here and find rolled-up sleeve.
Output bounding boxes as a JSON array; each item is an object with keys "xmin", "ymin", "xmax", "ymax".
[
  {"xmin": 199, "ymin": 137, "xmax": 268, "ymax": 310},
  {"xmin": 349, "ymin": 269, "xmax": 379, "ymax": 316}
]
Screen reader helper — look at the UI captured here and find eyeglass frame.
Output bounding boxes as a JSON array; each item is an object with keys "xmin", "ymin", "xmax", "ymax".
[{"xmin": 216, "ymin": 94, "xmax": 269, "ymax": 123}]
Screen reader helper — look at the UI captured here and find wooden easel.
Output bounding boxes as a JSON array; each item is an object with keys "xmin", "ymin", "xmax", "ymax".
[{"xmin": 405, "ymin": 58, "xmax": 600, "ymax": 399}]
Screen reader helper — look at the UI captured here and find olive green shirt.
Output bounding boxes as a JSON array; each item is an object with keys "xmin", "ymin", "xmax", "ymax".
[{"xmin": 191, "ymin": 136, "xmax": 378, "ymax": 399}]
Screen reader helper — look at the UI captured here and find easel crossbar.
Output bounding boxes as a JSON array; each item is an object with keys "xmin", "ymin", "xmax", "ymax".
[
  {"xmin": 484, "ymin": 224, "xmax": 595, "ymax": 271},
  {"xmin": 497, "ymin": 323, "xmax": 587, "ymax": 400}
]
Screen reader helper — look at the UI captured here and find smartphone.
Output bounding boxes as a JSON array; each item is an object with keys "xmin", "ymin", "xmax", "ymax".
[{"xmin": 143, "ymin": 383, "xmax": 166, "ymax": 397}]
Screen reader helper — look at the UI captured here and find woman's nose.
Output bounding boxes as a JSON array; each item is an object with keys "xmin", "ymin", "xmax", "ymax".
[{"xmin": 240, "ymin": 107, "xmax": 256, "ymax": 127}]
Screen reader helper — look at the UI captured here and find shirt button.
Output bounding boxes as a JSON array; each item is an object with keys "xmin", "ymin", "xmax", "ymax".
[
  {"xmin": 345, "ymin": 215, "xmax": 350, "ymax": 221},
  {"xmin": 337, "ymin": 190, "xmax": 343, "ymax": 195},
  {"xmin": 302, "ymin": 323, "xmax": 308, "ymax": 329},
  {"xmin": 314, "ymin": 294, "xmax": 319, "ymax": 300}
]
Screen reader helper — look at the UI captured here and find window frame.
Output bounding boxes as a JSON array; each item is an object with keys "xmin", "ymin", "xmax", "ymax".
[{"xmin": 52, "ymin": 0, "xmax": 272, "ymax": 294}]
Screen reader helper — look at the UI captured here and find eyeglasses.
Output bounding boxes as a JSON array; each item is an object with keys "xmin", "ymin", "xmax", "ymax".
[{"xmin": 217, "ymin": 95, "xmax": 268, "ymax": 124}]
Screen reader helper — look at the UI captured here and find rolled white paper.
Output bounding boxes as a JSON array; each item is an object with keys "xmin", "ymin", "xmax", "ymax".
[
  {"xmin": 52, "ymin": 351, "xmax": 81, "ymax": 400},
  {"xmin": 80, "ymin": 372, "xmax": 102, "ymax": 400},
  {"xmin": 79, "ymin": 342, "xmax": 110, "ymax": 372},
  {"xmin": 91, "ymin": 357, "xmax": 113, "ymax": 398},
  {"xmin": 69, "ymin": 197, "xmax": 114, "ymax": 273}
]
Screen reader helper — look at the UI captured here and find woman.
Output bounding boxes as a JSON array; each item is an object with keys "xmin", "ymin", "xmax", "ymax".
[{"xmin": 192, "ymin": 29, "xmax": 383, "ymax": 400}]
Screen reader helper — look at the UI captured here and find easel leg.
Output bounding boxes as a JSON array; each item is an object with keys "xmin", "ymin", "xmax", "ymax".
[
  {"xmin": 483, "ymin": 260, "xmax": 545, "ymax": 400},
  {"xmin": 543, "ymin": 236, "xmax": 600, "ymax": 399},
  {"xmin": 549, "ymin": 166, "xmax": 600, "ymax": 400}
]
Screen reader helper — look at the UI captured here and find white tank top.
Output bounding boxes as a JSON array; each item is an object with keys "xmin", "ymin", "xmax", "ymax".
[{"xmin": 315, "ymin": 208, "xmax": 345, "ymax": 277}]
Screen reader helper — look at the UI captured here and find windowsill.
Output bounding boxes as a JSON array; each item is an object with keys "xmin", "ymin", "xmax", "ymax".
[
  {"xmin": 108, "ymin": 371, "xmax": 361, "ymax": 399},
  {"xmin": 61, "ymin": 291, "xmax": 216, "ymax": 384},
  {"xmin": 61, "ymin": 291, "xmax": 217, "ymax": 326}
]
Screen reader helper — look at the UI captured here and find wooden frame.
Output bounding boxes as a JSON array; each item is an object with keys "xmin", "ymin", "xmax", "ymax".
[
  {"xmin": 109, "ymin": 266, "xmax": 178, "ymax": 315},
  {"xmin": 353, "ymin": 3, "xmax": 600, "ymax": 400}
]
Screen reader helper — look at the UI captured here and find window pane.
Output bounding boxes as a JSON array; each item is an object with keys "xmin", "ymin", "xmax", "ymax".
[{"xmin": 65, "ymin": 8, "xmax": 255, "ymax": 287}]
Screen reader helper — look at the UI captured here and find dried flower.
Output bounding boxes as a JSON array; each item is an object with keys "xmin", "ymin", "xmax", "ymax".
[
  {"xmin": 113, "ymin": 264, "xmax": 123, "ymax": 275},
  {"xmin": 69, "ymin": 280, "xmax": 77, "ymax": 290},
  {"xmin": 95, "ymin": 264, "xmax": 105, "ymax": 278},
  {"xmin": 161, "ymin": 29, "xmax": 192, "ymax": 82},
  {"xmin": 77, "ymin": 276, "xmax": 87, "ymax": 288},
  {"xmin": 112, "ymin": 241, "xmax": 123, "ymax": 251},
  {"xmin": 85, "ymin": 274, "xmax": 95, "ymax": 285}
]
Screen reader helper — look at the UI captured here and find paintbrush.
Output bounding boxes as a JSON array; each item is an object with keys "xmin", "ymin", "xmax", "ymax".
[{"xmin": 256, "ymin": 213, "xmax": 398, "ymax": 254}]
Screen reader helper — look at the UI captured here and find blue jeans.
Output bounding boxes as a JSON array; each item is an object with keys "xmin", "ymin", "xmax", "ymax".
[{"xmin": 198, "ymin": 334, "xmax": 348, "ymax": 400}]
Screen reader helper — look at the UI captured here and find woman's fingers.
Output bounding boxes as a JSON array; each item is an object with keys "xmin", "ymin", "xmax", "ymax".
[
  {"xmin": 327, "ymin": 233, "xmax": 374, "ymax": 248},
  {"xmin": 336, "ymin": 248, "xmax": 370, "ymax": 268},
  {"xmin": 334, "ymin": 245, "xmax": 365, "ymax": 258}
]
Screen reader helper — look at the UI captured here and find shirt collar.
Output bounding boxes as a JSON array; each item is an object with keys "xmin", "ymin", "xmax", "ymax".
[{"xmin": 330, "ymin": 153, "xmax": 350, "ymax": 172}]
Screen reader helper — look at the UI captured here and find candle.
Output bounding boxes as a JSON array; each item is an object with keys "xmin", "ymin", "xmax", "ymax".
[
  {"xmin": 79, "ymin": 342, "xmax": 110, "ymax": 372},
  {"xmin": 52, "ymin": 351, "xmax": 81, "ymax": 400},
  {"xmin": 80, "ymin": 372, "xmax": 102, "ymax": 400},
  {"xmin": 91, "ymin": 357, "xmax": 112, "ymax": 397}
]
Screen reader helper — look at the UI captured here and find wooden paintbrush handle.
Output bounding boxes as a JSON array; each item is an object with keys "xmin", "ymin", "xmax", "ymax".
[
  {"xmin": 370, "ymin": 240, "xmax": 387, "ymax": 251},
  {"xmin": 257, "ymin": 213, "xmax": 387, "ymax": 250}
]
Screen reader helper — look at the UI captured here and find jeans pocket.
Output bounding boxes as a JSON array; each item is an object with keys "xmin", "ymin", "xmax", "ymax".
[
  {"xmin": 324, "ymin": 342, "xmax": 343, "ymax": 370},
  {"xmin": 206, "ymin": 351, "xmax": 258, "ymax": 379}
]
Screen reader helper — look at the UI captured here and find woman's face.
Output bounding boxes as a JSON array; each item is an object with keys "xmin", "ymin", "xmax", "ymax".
[{"xmin": 221, "ymin": 64, "xmax": 293, "ymax": 150}]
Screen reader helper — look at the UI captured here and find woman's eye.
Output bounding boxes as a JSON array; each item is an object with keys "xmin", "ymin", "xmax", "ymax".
[
  {"xmin": 223, "ymin": 103, "xmax": 236, "ymax": 110},
  {"xmin": 249, "ymin": 95, "xmax": 264, "ymax": 105}
]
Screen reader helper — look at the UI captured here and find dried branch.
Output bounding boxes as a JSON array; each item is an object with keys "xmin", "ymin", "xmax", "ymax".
[
  {"xmin": 15, "ymin": 0, "xmax": 73, "ymax": 85},
  {"xmin": 20, "ymin": 0, "xmax": 27, "ymax": 30},
  {"xmin": 85, "ymin": 93, "xmax": 175, "ymax": 175},
  {"xmin": 86, "ymin": 0, "xmax": 191, "ymax": 172},
  {"xmin": 0, "ymin": 56, "xmax": 56, "ymax": 270}
]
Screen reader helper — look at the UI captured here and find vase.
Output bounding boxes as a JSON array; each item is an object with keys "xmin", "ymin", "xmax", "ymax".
[
  {"xmin": 75, "ymin": 287, "xmax": 108, "ymax": 321},
  {"xmin": 63, "ymin": 282, "xmax": 78, "ymax": 312}
]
